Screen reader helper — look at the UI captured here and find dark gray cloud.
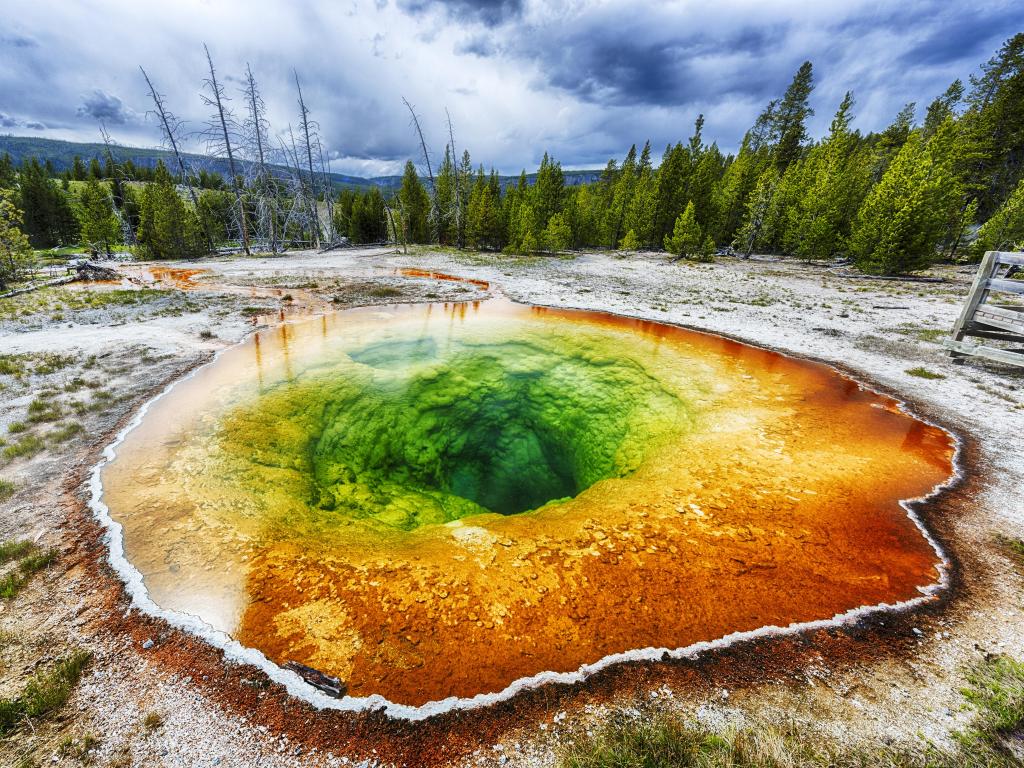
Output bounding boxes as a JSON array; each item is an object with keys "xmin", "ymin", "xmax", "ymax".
[
  {"xmin": 76, "ymin": 89, "xmax": 135, "ymax": 124},
  {"xmin": 0, "ymin": 33, "xmax": 38, "ymax": 48},
  {"xmin": 398, "ymin": 0, "xmax": 523, "ymax": 27},
  {"xmin": 1, "ymin": 1, "xmax": 1022, "ymax": 175}
]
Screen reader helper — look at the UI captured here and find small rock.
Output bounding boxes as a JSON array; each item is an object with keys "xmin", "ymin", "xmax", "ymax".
[{"xmin": 142, "ymin": 639, "xmax": 154, "ymax": 649}]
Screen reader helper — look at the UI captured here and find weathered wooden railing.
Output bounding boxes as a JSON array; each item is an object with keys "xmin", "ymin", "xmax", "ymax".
[{"xmin": 945, "ymin": 250, "xmax": 1024, "ymax": 368}]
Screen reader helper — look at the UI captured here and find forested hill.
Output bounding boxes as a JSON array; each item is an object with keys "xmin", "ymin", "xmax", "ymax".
[{"xmin": 0, "ymin": 135, "xmax": 602, "ymax": 192}]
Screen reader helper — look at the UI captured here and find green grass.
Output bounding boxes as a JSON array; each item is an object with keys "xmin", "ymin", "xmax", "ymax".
[
  {"xmin": 0, "ymin": 479, "xmax": 14, "ymax": 502},
  {"xmin": 25, "ymin": 397, "xmax": 63, "ymax": 424},
  {"xmin": 0, "ymin": 546, "xmax": 57, "ymax": 599},
  {"xmin": 559, "ymin": 655, "xmax": 1024, "ymax": 768},
  {"xmin": 0, "ymin": 356, "xmax": 26, "ymax": 377},
  {"xmin": 48, "ymin": 421, "xmax": 84, "ymax": 444},
  {"xmin": 0, "ymin": 539, "xmax": 34, "ymax": 565},
  {"xmin": 368, "ymin": 286, "xmax": 404, "ymax": 298},
  {"xmin": 997, "ymin": 535, "xmax": 1024, "ymax": 568},
  {"xmin": 906, "ymin": 367, "xmax": 946, "ymax": 380},
  {"xmin": 0, "ymin": 649, "xmax": 92, "ymax": 736},
  {"xmin": 2, "ymin": 434, "xmax": 45, "ymax": 461}
]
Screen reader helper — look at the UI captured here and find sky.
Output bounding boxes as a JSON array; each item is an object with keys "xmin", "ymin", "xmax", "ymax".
[{"xmin": 0, "ymin": 0, "xmax": 1021, "ymax": 177}]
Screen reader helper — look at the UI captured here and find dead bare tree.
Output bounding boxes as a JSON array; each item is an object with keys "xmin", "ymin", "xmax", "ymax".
[
  {"xmin": 402, "ymin": 97, "xmax": 438, "ymax": 239},
  {"xmin": 201, "ymin": 43, "xmax": 250, "ymax": 255},
  {"xmin": 140, "ymin": 68, "xmax": 201, "ymax": 208},
  {"xmin": 294, "ymin": 71, "xmax": 323, "ymax": 248},
  {"xmin": 241, "ymin": 63, "xmax": 280, "ymax": 253},
  {"xmin": 446, "ymin": 107, "xmax": 463, "ymax": 249}
]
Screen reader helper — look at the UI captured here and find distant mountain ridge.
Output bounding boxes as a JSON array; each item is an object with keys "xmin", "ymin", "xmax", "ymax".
[{"xmin": 0, "ymin": 135, "xmax": 603, "ymax": 192}]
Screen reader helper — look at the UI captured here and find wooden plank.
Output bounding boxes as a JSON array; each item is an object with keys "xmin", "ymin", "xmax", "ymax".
[
  {"xmin": 943, "ymin": 338, "xmax": 1024, "ymax": 368},
  {"xmin": 985, "ymin": 277, "xmax": 1024, "ymax": 295},
  {"xmin": 994, "ymin": 252, "xmax": 1024, "ymax": 267},
  {"xmin": 951, "ymin": 251, "xmax": 998, "ymax": 341},
  {"xmin": 961, "ymin": 327, "xmax": 1024, "ymax": 342},
  {"xmin": 971, "ymin": 305, "xmax": 1024, "ymax": 335}
]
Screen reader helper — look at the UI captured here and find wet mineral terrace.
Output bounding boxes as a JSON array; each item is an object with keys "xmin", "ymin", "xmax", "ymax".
[{"xmin": 99, "ymin": 297, "xmax": 955, "ymax": 707}]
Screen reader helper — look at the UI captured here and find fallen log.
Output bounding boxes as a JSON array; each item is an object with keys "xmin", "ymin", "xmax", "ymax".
[
  {"xmin": 283, "ymin": 661, "xmax": 347, "ymax": 698},
  {"xmin": 75, "ymin": 261, "xmax": 121, "ymax": 281}
]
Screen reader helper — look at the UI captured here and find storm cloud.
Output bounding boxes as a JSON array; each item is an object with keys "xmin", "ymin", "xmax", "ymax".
[{"xmin": 0, "ymin": 0, "xmax": 1020, "ymax": 175}]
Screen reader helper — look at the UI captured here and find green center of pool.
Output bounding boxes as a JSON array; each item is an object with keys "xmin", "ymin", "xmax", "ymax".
[{"xmin": 219, "ymin": 328, "xmax": 696, "ymax": 532}]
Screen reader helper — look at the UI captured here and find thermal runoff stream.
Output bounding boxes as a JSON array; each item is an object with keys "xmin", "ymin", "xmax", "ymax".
[{"xmin": 99, "ymin": 297, "xmax": 955, "ymax": 708}]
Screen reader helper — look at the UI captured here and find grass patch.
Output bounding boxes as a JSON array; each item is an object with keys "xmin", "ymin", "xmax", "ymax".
[
  {"xmin": 0, "ymin": 479, "xmax": 14, "ymax": 502},
  {"xmin": 0, "ymin": 649, "xmax": 92, "ymax": 735},
  {"xmin": 241, "ymin": 306, "xmax": 271, "ymax": 316},
  {"xmin": 2, "ymin": 434, "xmax": 45, "ymax": 461},
  {"xmin": 906, "ymin": 367, "xmax": 946, "ymax": 380},
  {"xmin": 0, "ymin": 545, "xmax": 57, "ymax": 599},
  {"xmin": 143, "ymin": 711, "xmax": 164, "ymax": 731},
  {"xmin": 996, "ymin": 534, "xmax": 1024, "ymax": 570},
  {"xmin": 198, "ymin": 329, "xmax": 216, "ymax": 340},
  {"xmin": 7, "ymin": 421, "xmax": 27, "ymax": 434},
  {"xmin": 0, "ymin": 356, "xmax": 26, "ymax": 377},
  {"xmin": 49, "ymin": 421, "xmax": 84, "ymax": 444},
  {"xmin": 32, "ymin": 353, "xmax": 75, "ymax": 375},
  {"xmin": 0, "ymin": 539, "xmax": 34, "ymax": 564},
  {"xmin": 25, "ymin": 397, "xmax": 63, "ymax": 424},
  {"xmin": 560, "ymin": 655, "xmax": 1024, "ymax": 768},
  {"xmin": 368, "ymin": 286, "xmax": 404, "ymax": 298}
]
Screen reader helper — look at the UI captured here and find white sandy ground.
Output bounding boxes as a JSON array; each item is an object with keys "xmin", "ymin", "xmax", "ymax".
[{"xmin": 0, "ymin": 247, "xmax": 1021, "ymax": 767}]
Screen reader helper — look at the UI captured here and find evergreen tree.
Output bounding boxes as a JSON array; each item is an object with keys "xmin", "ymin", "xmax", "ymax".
[
  {"xmin": 88, "ymin": 158, "xmax": 103, "ymax": 180},
  {"xmin": 541, "ymin": 212, "xmax": 572, "ymax": 251},
  {"xmin": 196, "ymin": 189, "xmax": 234, "ymax": 243},
  {"xmin": 71, "ymin": 156, "xmax": 87, "ymax": 181},
  {"xmin": 736, "ymin": 167, "xmax": 780, "ymax": 255},
  {"xmin": 772, "ymin": 61, "xmax": 815, "ymax": 170},
  {"xmin": 77, "ymin": 178, "xmax": 120, "ymax": 255},
  {"xmin": 138, "ymin": 161, "xmax": 204, "ymax": 259},
  {"xmin": 788, "ymin": 92, "xmax": 871, "ymax": 259},
  {"xmin": 924, "ymin": 80, "xmax": 964, "ymax": 138},
  {"xmin": 618, "ymin": 229, "xmax": 640, "ymax": 251},
  {"xmin": 17, "ymin": 158, "xmax": 78, "ymax": 247},
  {"xmin": 533, "ymin": 152, "xmax": 565, "ymax": 232},
  {"xmin": 0, "ymin": 188, "xmax": 32, "ymax": 290},
  {"xmin": 434, "ymin": 145, "xmax": 457, "ymax": 244},
  {"xmin": 398, "ymin": 161, "xmax": 431, "ymax": 243},
  {"xmin": 849, "ymin": 130, "xmax": 957, "ymax": 274},
  {"xmin": 964, "ymin": 33, "xmax": 1024, "ymax": 215},
  {"xmin": 664, "ymin": 201, "xmax": 703, "ymax": 259},
  {"xmin": 972, "ymin": 172, "xmax": 1024, "ymax": 254},
  {"xmin": 0, "ymin": 153, "xmax": 15, "ymax": 189}
]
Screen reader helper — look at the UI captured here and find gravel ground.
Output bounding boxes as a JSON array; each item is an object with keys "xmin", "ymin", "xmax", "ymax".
[{"xmin": 0, "ymin": 247, "xmax": 1021, "ymax": 767}]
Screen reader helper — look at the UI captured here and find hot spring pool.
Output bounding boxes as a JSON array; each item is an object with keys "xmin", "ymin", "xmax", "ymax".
[{"xmin": 96, "ymin": 297, "xmax": 955, "ymax": 710}]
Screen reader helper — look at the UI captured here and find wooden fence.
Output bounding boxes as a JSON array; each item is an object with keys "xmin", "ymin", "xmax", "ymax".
[{"xmin": 945, "ymin": 250, "xmax": 1024, "ymax": 368}]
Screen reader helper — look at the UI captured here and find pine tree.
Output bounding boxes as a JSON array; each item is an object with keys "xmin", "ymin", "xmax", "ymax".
[
  {"xmin": 71, "ymin": 156, "xmax": 87, "ymax": 181},
  {"xmin": 736, "ymin": 167, "xmax": 780, "ymax": 255},
  {"xmin": 77, "ymin": 177, "xmax": 120, "ymax": 255},
  {"xmin": 788, "ymin": 92, "xmax": 871, "ymax": 260},
  {"xmin": 618, "ymin": 229, "xmax": 640, "ymax": 251},
  {"xmin": 399, "ymin": 161, "xmax": 431, "ymax": 243},
  {"xmin": 924, "ymin": 80, "xmax": 964, "ymax": 138},
  {"xmin": 972, "ymin": 175, "xmax": 1024, "ymax": 254},
  {"xmin": 533, "ymin": 152, "xmax": 565, "ymax": 232},
  {"xmin": 138, "ymin": 161, "xmax": 204, "ymax": 259},
  {"xmin": 664, "ymin": 201, "xmax": 703, "ymax": 259},
  {"xmin": 849, "ymin": 130, "xmax": 955, "ymax": 274},
  {"xmin": 0, "ymin": 153, "xmax": 15, "ymax": 189},
  {"xmin": 772, "ymin": 61, "xmax": 815, "ymax": 170},
  {"xmin": 17, "ymin": 158, "xmax": 78, "ymax": 248},
  {"xmin": 0, "ymin": 188, "xmax": 31, "ymax": 290},
  {"xmin": 434, "ymin": 146, "xmax": 457, "ymax": 244},
  {"xmin": 542, "ymin": 212, "xmax": 572, "ymax": 251}
]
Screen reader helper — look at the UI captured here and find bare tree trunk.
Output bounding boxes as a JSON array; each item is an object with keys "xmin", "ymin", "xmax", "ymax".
[
  {"xmin": 203, "ymin": 44, "xmax": 250, "ymax": 256},
  {"xmin": 402, "ymin": 97, "xmax": 438, "ymax": 240},
  {"xmin": 139, "ymin": 66, "xmax": 214, "ymax": 249},
  {"xmin": 294, "ymin": 72, "xmax": 322, "ymax": 249},
  {"xmin": 446, "ymin": 108, "xmax": 463, "ymax": 249},
  {"xmin": 244, "ymin": 63, "xmax": 278, "ymax": 253}
]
